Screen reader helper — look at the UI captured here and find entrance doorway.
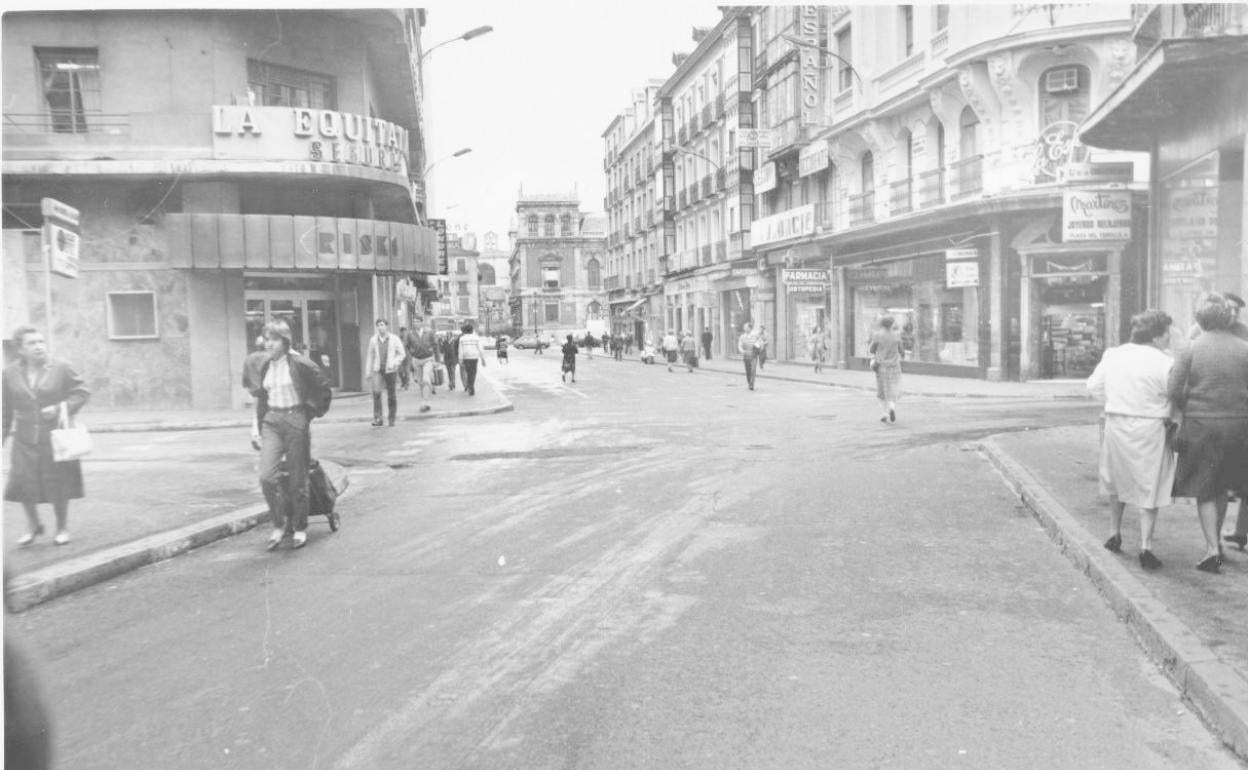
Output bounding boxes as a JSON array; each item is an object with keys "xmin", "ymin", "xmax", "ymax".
[{"xmin": 245, "ymin": 291, "xmax": 341, "ymax": 386}]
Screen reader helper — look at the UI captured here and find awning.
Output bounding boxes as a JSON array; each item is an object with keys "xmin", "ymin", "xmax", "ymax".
[
  {"xmin": 1080, "ymin": 37, "xmax": 1248, "ymax": 151},
  {"xmin": 615, "ymin": 297, "xmax": 648, "ymax": 318}
]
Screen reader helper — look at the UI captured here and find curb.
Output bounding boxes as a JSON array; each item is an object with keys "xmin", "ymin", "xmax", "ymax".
[
  {"xmin": 978, "ymin": 436, "xmax": 1248, "ymax": 760},
  {"xmin": 89, "ymin": 399, "xmax": 514, "ymax": 433}
]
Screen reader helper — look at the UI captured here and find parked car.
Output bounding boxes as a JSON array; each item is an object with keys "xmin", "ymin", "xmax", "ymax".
[{"xmin": 511, "ymin": 335, "xmax": 549, "ymax": 350}]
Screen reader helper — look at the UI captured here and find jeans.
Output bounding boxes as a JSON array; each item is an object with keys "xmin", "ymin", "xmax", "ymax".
[
  {"xmin": 462, "ymin": 358, "xmax": 479, "ymax": 394},
  {"xmin": 743, "ymin": 355, "xmax": 757, "ymax": 389},
  {"xmin": 259, "ymin": 409, "xmax": 311, "ymax": 533},
  {"xmin": 444, "ymin": 362, "xmax": 458, "ymax": 390},
  {"xmin": 372, "ymin": 371, "xmax": 397, "ymax": 422}
]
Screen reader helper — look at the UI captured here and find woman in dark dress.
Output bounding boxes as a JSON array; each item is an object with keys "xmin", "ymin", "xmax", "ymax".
[{"xmin": 2, "ymin": 326, "xmax": 90, "ymax": 546}]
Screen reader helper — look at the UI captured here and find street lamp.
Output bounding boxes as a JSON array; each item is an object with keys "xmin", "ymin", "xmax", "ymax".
[
  {"xmin": 672, "ymin": 146, "xmax": 721, "ymax": 171},
  {"xmin": 423, "ymin": 146, "xmax": 472, "ymax": 177},
  {"xmin": 780, "ymin": 34, "xmax": 864, "ymax": 92},
  {"xmin": 422, "ymin": 25, "xmax": 494, "ymax": 60}
]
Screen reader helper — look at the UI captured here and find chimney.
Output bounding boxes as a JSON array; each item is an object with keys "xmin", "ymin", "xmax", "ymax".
[
  {"xmin": 672, "ymin": 51, "xmax": 689, "ymax": 67},
  {"xmin": 691, "ymin": 26, "xmax": 710, "ymax": 43}
]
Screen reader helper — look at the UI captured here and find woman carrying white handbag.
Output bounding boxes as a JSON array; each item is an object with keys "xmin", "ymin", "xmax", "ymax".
[{"xmin": 2, "ymin": 325, "xmax": 91, "ymax": 546}]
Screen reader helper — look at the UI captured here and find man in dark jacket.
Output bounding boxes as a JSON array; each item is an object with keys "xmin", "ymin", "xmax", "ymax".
[
  {"xmin": 440, "ymin": 332, "xmax": 459, "ymax": 391},
  {"xmin": 252, "ymin": 319, "xmax": 333, "ymax": 551},
  {"xmin": 701, "ymin": 329, "xmax": 713, "ymax": 361}
]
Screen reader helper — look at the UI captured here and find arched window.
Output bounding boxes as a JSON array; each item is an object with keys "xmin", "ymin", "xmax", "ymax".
[
  {"xmin": 587, "ymin": 258, "xmax": 601, "ymax": 289},
  {"xmin": 899, "ymin": 129, "xmax": 913, "ymax": 180},
  {"xmin": 561, "ymin": 214, "xmax": 573, "ymax": 236},
  {"xmin": 527, "ymin": 215, "xmax": 538, "ymax": 237},
  {"xmin": 478, "ymin": 263, "xmax": 496, "ymax": 285},
  {"xmin": 543, "ymin": 214, "xmax": 556, "ymax": 237},
  {"xmin": 861, "ymin": 151, "xmax": 875, "ymax": 193},
  {"xmin": 587, "ymin": 301, "xmax": 603, "ymax": 320},
  {"xmin": 959, "ymin": 106, "xmax": 979, "ymax": 158},
  {"xmin": 1038, "ymin": 64, "xmax": 1091, "ymax": 129}
]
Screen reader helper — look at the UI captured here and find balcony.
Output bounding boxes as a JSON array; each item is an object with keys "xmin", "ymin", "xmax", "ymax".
[
  {"xmin": 702, "ymin": 173, "xmax": 713, "ymax": 198},
  {"xmin": 646, "ymin": 211, "xmax": 655, "ymax": 228},
  {"xmin": 678, "ymin": 125, "xmax": 688, "ymax": 145},
  {"xmin": 950, "ymin": 155, "xmax": 984, "ymax": 200},
  {"xmin": 689, "ymin": 113, "xmax": 699, "ymax": 135},
  {"xmin": 633, "ymin": 216, "xmax": 641, "ymax": 232},
  {"xmin": 715, "ymin": 241, "xmax": 726, "ymax": 261},
  {"xmin": 715, "ymin": 93, "xmax": 725, "ymax": 118},
  {"xmin": 623, "ymin": 223, "xmax": 631, "ymax": 239},
  {"xmin": 701, "ymin": 104, "xmax": 712, "ymax": 127},
  {"xmin": 848, "ymin": 191, "xmax": 876, "ymax": 227},
  {"xmin": 931, "ymin": 27, "xmax": 949, "ymax": 56},
  {"xmin": 1138, "ymin": 3, "xmax": 1248, "ymax": 39},
  {"xmin": 688, "ymin": 183, "xmax": 700, "ymax": 204},
  {"xmin": 814, "ymin": 200, "xmax": 837, "ymax": 232},
  {"xmin": 701, "ymin": 244, "xmax": 712, "ymax": 265},
  {"xmin": 889, "ymin": 178, "xmax": 913, "ymax": 216},
  {"xmin": 678, "ymin": 189, "xmax": 688, "ymax": 209},
  {"xmin": 715, "ymin": 167, "xmax": 727, "ymax": 191},
  {"xmin": 918, "ymin": 168, "xmax": 946, "ymax": 209},
  {"xmin": 754, "ymin": 51, "xmax": 768, "ymax": 77}
]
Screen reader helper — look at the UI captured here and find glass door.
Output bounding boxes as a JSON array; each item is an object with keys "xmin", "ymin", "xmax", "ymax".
[{"xmin": 244, "ymin": 292, "xmax": 341, "ymax": 387}]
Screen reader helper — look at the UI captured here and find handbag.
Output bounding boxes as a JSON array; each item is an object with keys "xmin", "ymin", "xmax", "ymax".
[
  {"xmin": 51, "ymin": 401, "xmax": 92, "ymax": 462},
  {"xmin": 432, "ymin": 363, "xmax": 446, "ymax": 387}
]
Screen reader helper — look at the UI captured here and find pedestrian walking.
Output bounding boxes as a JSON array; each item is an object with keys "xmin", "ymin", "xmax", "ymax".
[
  {"xmin": 1215, "ymin": 293, "xmax": 1248, "ymax": 550},
  {"xmin": 396, "ymin": 327, "xmax": 411, "ymax": 390},
  {"xmin": 701, "ymin": 329, "xmax": 713, "ymax": 361},
  {"xmin": 583, "ymin": 332, "xmax": 595, "ymax": 360},
  {"xmin": 497, "ymin": 336, "xmax": 510, "ymax": 365},
  {"xmin": 680, "ymin": 331, "xmax": 699, "ymax": 373},
  {"xmin": 457, "ymin": 322, "xmax": 486, "ymax": 396},
  {"xmin": 756, "ymin": 325, "xmax": 769, "ymax": 369},
  {"xmin": 561, "ymin": 334, "xmax": 578, "ymax": 383},
  {"xmin": 1168, "ymin": 293, "xmax": 1248, "ymax": 573},
  {"xmin": 1087, "ymin": 310, "xmax": 1177, "ymax": 570},
  {"xmin": 2, "ymin": 326, "xmax": 90, "ymax": 546},
  {"xmin": 869, "ymin": 316, "xmax": 903, "ymax": 423},
  {"xmin": 811, "ymin": 327, "xmax": 828, "ymax": 373},
  {"xmin": 403, "ymin": 316, "xmax": 440, "ymax": 413},
  {"xmin": 365, "ymin": 319, "xmax": 406, "ymax": 426},
  {"xmin": 624, "ymin": 333, "xmax": 633, "ymax": 355},
  {"xmin": 611, "ymin": 334, "xmax": 624, "ymax": 361},
  {"xmin": 440, "ymin": 332, "xmax": 459, "ymax": 391},
  {"xmin": 662, "ymin": 330, "xmax": 679, "ymax": 372},
  {"xmin": 252, "ymin": 320, "xmax": 333, "ymax": 551},
  {"xmin": 737, "ymin": 323, "xmax": 760, "ymax": 390}
]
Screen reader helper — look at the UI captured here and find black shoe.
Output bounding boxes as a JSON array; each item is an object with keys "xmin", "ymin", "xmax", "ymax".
[
  {"xmin": 1196, "ymin": 555, "xmax": 1220, "ymax": 573},
  {"xmin": 880, "ymin": 416, "xmax": 888, "ymax": 423},
  {"xmin": 1103, "ymin": 534, "xmax": 1122, "ymax": 553},
  {"xmin": 1225, "ymin": 534, "xmax": 1247, "ymax": 550},
  {"xmin": 1139, "ymin": 550, "xmax": 1162, "ymax": 570},
  {"xmin": 419, "ymin": 405, "xmax": 431, "ymax": 413},
  {"xmin": 889, "ymin": 409, "xmax": 896, "ymax": 423},
  {"xmin": 371, "ymin": 420, "xmax": 383, "ymax": 427}
]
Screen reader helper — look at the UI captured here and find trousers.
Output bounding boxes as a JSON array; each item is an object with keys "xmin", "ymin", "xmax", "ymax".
[
  {"xmin": 743, "ymin": 355, "xmax": 757, "ymax": 389},
  {"xmin": 462, "ymin": 359, "xmax": 480, "ymax": 394},
  {"xmin": 259, "ymin": 409, "xmax": 310, "ymax": 533},
  {"xmin": 372, "ymin": 371, "xmax": 397, "ymax": 422}
]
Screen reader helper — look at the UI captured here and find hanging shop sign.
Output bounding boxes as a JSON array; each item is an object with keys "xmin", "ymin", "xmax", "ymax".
[
  {"xmin": 41, "ymin": 198, "xmax": 81, "ymax": 279},
  {"xmin": 212, "ymin": 106, "xmax": 410, "ymax": 177},
  {"xmin": 754, "ymin": 162, "xmax": 777, "ymax": 194},
  {"xmin": 798, "ymin": 141, "xmax": 830, "ymax": 177},
  {"xmin": 428, "ymin": 218, "xmax": 449, "ymax": 275},
  {"xmin": 784, "ymin": 268, "xmax": 830, "ymax": 294},
  {"xmin": 944, "ymin": 248, "xmax": 980, "ymax": 288},
  {"xmin": 750, "ymin": 204, "xmax": 815, "ymax": 248},
  {"xmin": 740, "ymin": 128, "xmax": 774, "ymax": 149},
  {"xmin": 797, "ymin": 6, "xmax": 824, "ymax": 126},
  {"xmin": 1032, "ymin": 120, "xmax": 1089, "ymax": 182},
  {"xmin": 1062, "ymin": 189, "xmax": 1132, "ymax": 241}
]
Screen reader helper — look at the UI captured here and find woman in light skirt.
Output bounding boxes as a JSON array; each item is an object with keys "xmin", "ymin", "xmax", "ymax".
[{"xmin": 1087, "ymin": 310, "xmax": 1176, "ymax": 569}]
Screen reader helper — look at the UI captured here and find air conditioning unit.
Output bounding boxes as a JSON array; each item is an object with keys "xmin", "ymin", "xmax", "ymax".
[{"xmin": 1045, "ymin": 67, "xmax": 1080, "ymax": 94}]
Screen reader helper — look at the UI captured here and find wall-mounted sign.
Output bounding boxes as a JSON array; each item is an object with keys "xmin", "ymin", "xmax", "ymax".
[
  {"xmin": 1032, "ymin": 120, "xmax": 1089, "ymax": 181},
  {"xmin": 41, "ymin": 198, "xmax": 81, "ymax": 279},
  {"xmin": 740, "ymin": 128, "xmax": 774, "ymax": 149},
  {"xmin": 785, "ymin": 267, "xmax": 830, "ymax": 294},
  {"xmin": 1058, "ymin": 161, "xmax": 1133, "ymax": 184},
  {"xmin": 944, "ymin": 248, "xmax": 979, "ymax": 288},
  {"xmin": 754, "ymin": 162, "xmax": 777, "ymax": 194},
  {"xmin": 797, "ymin": 6, "xmax": 824, "ymax": 126},
  {"xmin": 428, "ymin": 218, "xmax": 449, "ymax": 275},
  {"xmin": 1062, "ymin": 189, "xmax": 1132, "ymax": 241},
  {"xmin": 750, "ymin": 204, "xmax": 815, "ymax": 248},
  {"xmin": 1165, "ymin": 186, "xmax": 1218, "ymax": 240},
  {"xmin": 798, "ymin": 141, "xmax": 830, "ymax": 177},
  {"xmin": 212, "ymin": 106, "xmax": 410, "ymax": 177}
]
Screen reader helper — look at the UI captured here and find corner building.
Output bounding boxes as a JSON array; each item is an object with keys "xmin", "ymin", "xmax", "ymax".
[{"xmin": 2, "ymin": 10, "xmax": 438, "ymax": 408}]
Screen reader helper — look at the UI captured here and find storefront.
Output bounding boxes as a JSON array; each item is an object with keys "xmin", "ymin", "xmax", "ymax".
[{"xmin": 780, "ymin": 268, "xmax": 831, "ymax": 361}]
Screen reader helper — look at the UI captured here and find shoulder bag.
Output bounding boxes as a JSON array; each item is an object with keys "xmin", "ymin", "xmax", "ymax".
[{"xmin": 51, "ymin": 401, "xmax": 93, "ymax": 462}]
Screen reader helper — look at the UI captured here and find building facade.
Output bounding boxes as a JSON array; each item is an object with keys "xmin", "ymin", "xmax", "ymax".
[
  {"xmin": 1081, "ymin": 3, "xmax": 1248, "ymax": 340},
  {"xmin": 3, "ymin": 10, "xmax": 439, "ymax": 408},
  {"xmin": 508, "ymin": 193, "xmax": 607, "ymax": 341},
  {"xmin": 605, "ymin": 4, "xmax": 1152, "ymax": 381}
]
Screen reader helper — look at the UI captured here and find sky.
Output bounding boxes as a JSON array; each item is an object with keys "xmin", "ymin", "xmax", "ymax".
[{"xmin": 420, "ymin": 0, "xmax": 723, "ymax": 249}]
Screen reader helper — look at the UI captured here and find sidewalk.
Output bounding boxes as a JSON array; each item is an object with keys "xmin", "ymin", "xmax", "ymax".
[
  {"xmin": 3, "ymin": 374, "xmax": 511, "ymax": 611},
  {"xmin": 600, "ymin": 348, "xmax": 1091, "ymax": 400},
  {"xmin": 981, "ymin": 425, "xmax": 1248, "ymax": 759}
]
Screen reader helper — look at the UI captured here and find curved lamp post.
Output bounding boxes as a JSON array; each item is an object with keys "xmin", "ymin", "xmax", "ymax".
[
  {"xmin": 780, "ymin": 33, "xmax": 864, "ymax": 92},
  {"xmin": 422, "ymin": 25, "xmax": 494, "ymax": 60},
  {"xmin": 423, "ymin": 146, "xmax": 472, "ymax": 177}
]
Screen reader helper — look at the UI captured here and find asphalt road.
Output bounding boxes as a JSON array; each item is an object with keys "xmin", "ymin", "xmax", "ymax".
[{"xmin": 11, "ymin": 354, "xmax": 1244, "ymax": 769}]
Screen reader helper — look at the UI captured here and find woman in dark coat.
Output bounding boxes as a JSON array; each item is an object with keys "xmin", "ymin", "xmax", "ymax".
[{"xmin": 2, "ymin": 326, "xmax": 90, "ymax": 546}]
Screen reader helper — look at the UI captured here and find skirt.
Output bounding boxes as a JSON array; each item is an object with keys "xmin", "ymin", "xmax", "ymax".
[
  {"xmin": 4, "ymin": 432, "xmax": 85, "ymax": 504},
  {"xmin": 1172, "ymin": 416, "xmax": 1248, "ymax": 499},
  {"xmin": 875, "ymin": 363, "xmax": 901, "ymax": 402},
  {"xmin": 1099, "ymin": 415, "xmax": 1175, "ymax": 509}
]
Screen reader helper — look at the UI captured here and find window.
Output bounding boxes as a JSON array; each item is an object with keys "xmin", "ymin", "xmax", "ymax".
[
  {"xmin": 588, "ymin": 301, "xmax": 603, "ymax": 320},
  {"xmin": 527, "ymin": 215, "xmax": 539, "ymax": 236},
  {"xmin": 587, "ymin": 258, "xmax": 602, "ymax": 288},
  {"xmin": 456, "ymin": 258, "xmax": 467, "ymax": 274},
  {"xmin": 247, "ymin": 60, "xmax": 336, "ymax": 109},
  {"xmin": 836, "ymin": 27, "xmax": 854, "ymax": 92},
  {"xmin": 561, "ymin": 214, "xmax": 573, "ymax": 236},
  {"xmin": 959, "ymin": 106, "xmax": 980, "ymax": 158},
  {"xmin": 544, "ymin": 303, "xmax": 560, "ymax": 322},
  {"xmin": 542, "ymin": 264, "xmax": 560, "ymax": 289},
  {"xmin": 107, "ymin": 292, "xmax": 158, "ymax": 339},
  {"xmin": 861, "ymin": 152, "xmax": 875, "ymax": 193},
  {"xmin": 479, "ymin": 263, "xmax": 496, "ymax": 285},
  {"xmin": 456, "ymin": 297, "xmax": 471, "ymax": 315},
  {"xmin": 37, "ymin": 48, "xmax": 100, "ymax": 134},
  {"xmin": 456, "ymin": 281, "xmax": 470, "ymax": 296},
  {"xmin": 1038, "ymin": 65, "xmax": 1091, "ymax": 128},
  {"xmin": 543, "ymin": 214, "xmax": 556, "ymax": 237},
  {"xmin": 936, "ymin": 4, "xmax": 950, "ymax": 30},
  {"xmin": 901, "ymin": 6, "xmax": 914, "ymax": 58}
]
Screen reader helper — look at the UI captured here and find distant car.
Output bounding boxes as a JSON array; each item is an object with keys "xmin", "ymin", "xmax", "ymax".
[{"xmin": 511, "ymin": 335, "xmax": 549, "ymax": 350}]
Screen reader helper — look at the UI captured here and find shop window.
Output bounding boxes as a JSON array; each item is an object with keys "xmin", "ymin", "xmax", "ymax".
[
  {"xmin": 247, "ymin": 59, "xmax": 336, "ymax": 110},
  {"xmin": 37, "ymin": 48, "xmax": 100, "ymax": 134},
  {"xmin": 544, "ymin": 303, "xmax": 560, "ymax": 322},
  {"xmin": 527, "ymin": 215, "xmax": 539, "ymax": 236},
  {"xmin": 543, "ymin": 215, "xmax": 556, "ymax": 237},
  {"xmin": 107, "ymin": 292, "xmax": 159, "ymax": 340}
]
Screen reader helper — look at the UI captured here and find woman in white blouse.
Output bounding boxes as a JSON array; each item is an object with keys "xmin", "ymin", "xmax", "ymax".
[{"xmin": 1086, "ymin": 310, "xmax": 1176, "ymax": 570}]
